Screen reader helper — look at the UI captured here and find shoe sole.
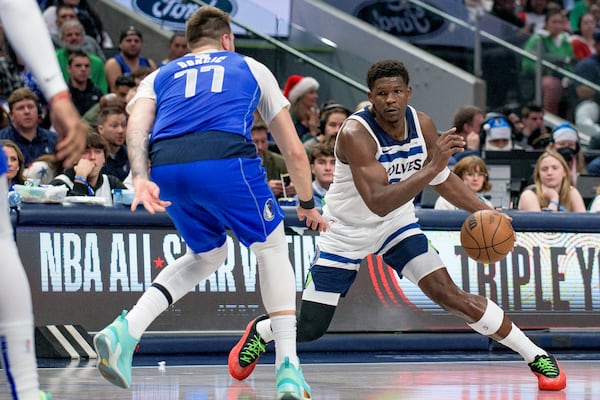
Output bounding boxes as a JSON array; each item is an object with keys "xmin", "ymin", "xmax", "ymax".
[
  {"xmin": 94, "ymin": 333, "xmax": 130, "ymax": 389},
  {"xmin": 228, "ymin": 319, "xmax": 262, "ymax": 380}
]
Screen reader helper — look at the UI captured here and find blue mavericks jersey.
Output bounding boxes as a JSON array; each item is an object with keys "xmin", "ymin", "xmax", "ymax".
[
  {"xmin": 151, "ymin": 51, "xmax": 260, "ymax": 143},
  {"xmin": 0, "ymin": 151, "xmax": 6, "ymax": 175}
]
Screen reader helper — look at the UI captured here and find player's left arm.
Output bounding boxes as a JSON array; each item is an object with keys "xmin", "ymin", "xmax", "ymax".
[{"xmin": 418, "ymin": 112, "xmax": 490, "ymax": 213}]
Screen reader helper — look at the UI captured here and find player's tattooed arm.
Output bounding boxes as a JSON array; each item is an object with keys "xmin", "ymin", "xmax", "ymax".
[{"xmin": 126, "ymin": 98, "xmax": 156, "ymax": 182}]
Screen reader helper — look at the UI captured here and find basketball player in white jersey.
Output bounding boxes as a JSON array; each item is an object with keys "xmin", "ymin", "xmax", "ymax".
[
  {"xmin": 0, "ymin": 1, "xmax": 87, "ymax": 399},
  {"xmin": 229, "ymin": 60, "xmax": 567, "ymax": 391},
  {"xmin": 92, "ymin": 6, "xmax": 326, "ymax": 400}
]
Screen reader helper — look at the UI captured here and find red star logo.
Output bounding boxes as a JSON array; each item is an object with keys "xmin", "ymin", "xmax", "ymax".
[{"xmin": 153, "ymin": 256, "xmax": 166, "ymax": 269}]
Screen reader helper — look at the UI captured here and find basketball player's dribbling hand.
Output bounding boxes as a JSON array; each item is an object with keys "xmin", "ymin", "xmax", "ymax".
[
  {"xmin": 430, "ymin": 127, "xmax": 465, "ymax": 171},
  {"xmin": 297, "ymin": 207, "xmax": 328, "ymax": 232},
  {"xmin": 131, "ymin": 178, "xmax": 171, "ymax": 214}
]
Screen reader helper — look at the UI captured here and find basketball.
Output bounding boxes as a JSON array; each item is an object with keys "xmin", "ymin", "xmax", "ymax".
[{"xmin": 460, "ymin": 209, "xmax": 515, "ymax": 263}]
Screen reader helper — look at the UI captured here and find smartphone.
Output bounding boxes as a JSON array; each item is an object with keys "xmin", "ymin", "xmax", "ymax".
[{"xmin": 281, "ymin": 173, "xmax": 291, "ymax": 187}]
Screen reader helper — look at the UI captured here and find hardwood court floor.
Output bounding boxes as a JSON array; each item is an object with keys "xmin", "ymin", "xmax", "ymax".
[{"xmin": 2, "ymin": 353, "xmax": 598, "ymax": 399}]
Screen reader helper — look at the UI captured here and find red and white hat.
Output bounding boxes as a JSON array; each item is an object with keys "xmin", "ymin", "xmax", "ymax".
[{"xmin": 283, "ymin": 75, "xmax": 319, "ymax": 103}]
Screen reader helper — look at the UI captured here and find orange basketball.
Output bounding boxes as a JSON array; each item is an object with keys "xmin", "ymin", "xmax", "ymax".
[{"xmin": 460, "ymin": 209, "xmax": 515, "ymax": 263}]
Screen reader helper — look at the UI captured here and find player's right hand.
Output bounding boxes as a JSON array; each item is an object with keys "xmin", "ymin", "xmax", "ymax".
[
  {"xmin": 296, "ymin": 207, "xmax": 328, "ymax": 232},
  {"xmin": 50, "ymin": 95, "xmax": 88, "ymax": 168},
  {"xmin": 132, "ymin": 178, "xmax": 171, "ymax": 214},
  {"xmin": 430, "ymin": 127, "xmax": 464, "ymax": 171}
]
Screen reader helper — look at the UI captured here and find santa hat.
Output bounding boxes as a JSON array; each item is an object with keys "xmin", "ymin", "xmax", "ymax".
[
  {"xmin": 552, "ymin": 123, "xmax": 579, "ymax": 143},
  {"xmin": 283, "ymin": 75, "xmax": 319, "ymax": 103},
  {"xmin": 485, "ymin": 116, "xmax": 512, "ymax": 142}
]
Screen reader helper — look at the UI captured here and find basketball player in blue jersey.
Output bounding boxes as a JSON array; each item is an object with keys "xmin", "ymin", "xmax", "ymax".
[
  {"xmin": 92, "ymin": 6, "xmax": 327, "ymax": 400},
  {"xmin": 229, "ymin": 60, "xmax": 567, "ymax": 391},
  {"xmin": 0, "ymin": 2, "xmax": 87, "ymax": 399}
]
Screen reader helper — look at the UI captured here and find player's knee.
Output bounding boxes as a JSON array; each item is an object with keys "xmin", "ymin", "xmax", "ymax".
[{"xmin": 296, "ymin": 301, "xmax": 336, "ymax": 342}]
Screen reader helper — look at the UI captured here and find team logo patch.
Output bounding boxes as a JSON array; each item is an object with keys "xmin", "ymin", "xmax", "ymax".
[{"xmin": 263, "ymin": 199, "xmax": 275, "ymax": 221}]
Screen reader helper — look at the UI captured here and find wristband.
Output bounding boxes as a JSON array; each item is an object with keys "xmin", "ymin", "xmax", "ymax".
[
  {"xmin": 299, "ymin": 197, "xmax": 315, "ymax": 210},
  {"xmin": 74, "ymin": 175, "xmax": 95, "ymax": 196},
  {"xmin": 549, "ymin": 200, "xmax": 565, "ymax": 211},
  {"xmin": 50, "ymin": 91, "xmax": 71, "ymax": 106},
  {"xmin": 74, "ymin": 175, "xmax": 88, "ymax": 185}
]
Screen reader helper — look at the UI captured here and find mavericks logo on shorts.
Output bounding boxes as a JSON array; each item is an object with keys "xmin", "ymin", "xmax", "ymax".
[{"xmin": 263, "ymin": 199, "xmax": 275, "ymax": 221}]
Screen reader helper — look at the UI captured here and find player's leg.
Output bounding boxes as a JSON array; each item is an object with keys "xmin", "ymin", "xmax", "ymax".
[
  {"xmin": 0, "ymin": 180, "xmax": 45, "ymax": 400},
  {"xmin": 402, "ymin": 248, "xmax": 566, "ymax": 391},
  {"xmin": 94, "ymin": 243, "xmax": 228, "ymax": 389},
  {"xmin": 247, "ymin": 223, "xmax": 312, "ymax": 399},
  {"xmin": 229, "ymin": 248, "xmax": 358, "ymax": 381},
  {"xmin": 94, "ymin": 162, "xmax": 229, "ymax": 389}
]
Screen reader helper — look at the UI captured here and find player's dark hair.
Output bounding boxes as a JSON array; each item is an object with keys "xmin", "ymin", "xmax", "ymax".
[
  {"xmin": 185, "ymin": 6, "xmax": 231, "ymax": 49},
  {"xmin": 366, "ymin": 60, "xmax": 409, "ymax": 90}
]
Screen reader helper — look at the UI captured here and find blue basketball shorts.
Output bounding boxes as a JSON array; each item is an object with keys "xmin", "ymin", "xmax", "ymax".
[{"xmin": 150, "ymin": 157, "xmax": 284, "ymax": 253}]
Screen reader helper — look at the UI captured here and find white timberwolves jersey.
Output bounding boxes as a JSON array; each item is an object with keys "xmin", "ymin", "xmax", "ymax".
[{"xmin": 324, "ymin": 105, "xmax": 435, "ymax": 226}]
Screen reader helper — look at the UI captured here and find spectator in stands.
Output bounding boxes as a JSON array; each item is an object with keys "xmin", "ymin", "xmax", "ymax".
[
  {"xmin": 548, "ymin": 122, "xmax": 586, "ymax": 183},
  {"xmin": 435, "ymin": 155, "xmax": 495, "ymax": 210},
  {"xmin": 303, "ymin": 102, "xmax": 351, "ymax": 153},
  {"xmin": 104, "ymin": 26, "xmax": 157, "ymax": 93},
  {"xmin": 522, "ymin": 8, "xmax": 575, "ymax": 116},
  {"xmin": 83, "ymin": 92, "xmax": 125, "ymax": 132},
  {"xmin": 43, "ymin": 0, "xmax": 110, "ymax": 48},
  {"xmin": 491, "ymin": 0, "xmax": 526, "ymax": 28},
  {"xmin": 0, "ymin": 88, "xmax": 57, "ymax": 166},
  {"xmin": 574, "ymin": 28, "xmax": 600, "ymax": 105},
  {"xmin": 301, "ymin": 141, "xmax": 335, "ymax": 208},
  {"xmin": 518, "ymin": 149, "xmax": 586, "ymax": 210},
  {"xmin": 51, "ymin": 4, "xmax": 105, "ymax": 60},
  {"xmin": 49, "ymin": 131, "xmax": 126, "ymax": 204},
  {"xmin": 0, "ymin": 23, "xmax": 23, "ymax": 100},
  {"xmin": 283, "ymin": 74, "xmax": 320, "ymax": 140},
  {"xmin": 56, "ymin": 19, "xmax": 108, "ymax": 93},
  {"xmin": 569, "ymin": 0, "xmax": 598, "ymax": 32},
  {"xmin": 97, "ymin": 107, "xmax": 129, "ymax": 181},
  {"xmin": 66, "ymin": 50, "xmax": 103, "ymax": 115},
  {"xmin": 519, "ymin": 0, "xmax": 550, "ymax": 33},
  {"xmin": 520, "ymin": 103, "xmax": 551, "ymax": 149},
  {"xmin": 570, "ymin": 12, "xmax": 597, "ymax": 60},
  {"xmin": 2, "ymin": 139, "xmax": 25, "ymax": 190},
  {"xmin": 250, "ymin": 118, "xmax": 296, "ymax": 199},
  {"xmin": 24, "ymin": 153, "xmax": 63, "ymax": 185},
  {"xmin": 158, "ymin": 32, "xmax": 188, "ymax": 67},
  {"xmin": 588, "ymin": 184, "xmax": 600, "ymax": 210},
  {"xmin": 450, "ymin": 105, "xmax": 484, "ymax": 164},
  {"xmin": 482, "ymin": 114, "xmax": 514, "ymax": 151}
]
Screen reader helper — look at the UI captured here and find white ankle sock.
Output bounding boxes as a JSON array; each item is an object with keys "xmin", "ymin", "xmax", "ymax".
[
  {"xmin": 499, "ymin": 323, "xmax": 547, "ymax": 363},
  {"xmin": 270, "ymin": 315, "xmax": 298, "ymax": 368},
  {"xmin": 256, "ymin": 318, "xmax": 274, "ymax": 343},
  {"xmin": 125, "ymin": 286, "xmax": 169, "ymax": 339}
]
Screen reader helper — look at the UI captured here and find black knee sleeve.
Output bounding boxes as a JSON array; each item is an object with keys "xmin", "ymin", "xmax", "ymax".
[{"xmin": 297, "ymin": 300, "xmax": 336, "ymax": 342}]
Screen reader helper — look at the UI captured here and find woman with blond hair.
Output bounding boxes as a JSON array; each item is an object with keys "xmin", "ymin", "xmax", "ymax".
[
  {"xmin": 2, "ymin": 139, "xmax": 25, "ymax": 190},
  {"xmin": 518, "ymin": 150, "xmax": 586, "ymax": 211},
  {"xmin": 434, "ymin": 155, "xmax": 494, "ymax": 210}
]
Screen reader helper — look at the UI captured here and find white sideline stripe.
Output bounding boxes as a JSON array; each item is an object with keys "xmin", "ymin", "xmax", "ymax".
[
  {"xmin": 65, "ymin": 325, "xmax": 97, "ymax": 359},
  {"xmin": 47, "ymin": 325, "xmax": 80, "ymax": 359}
]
